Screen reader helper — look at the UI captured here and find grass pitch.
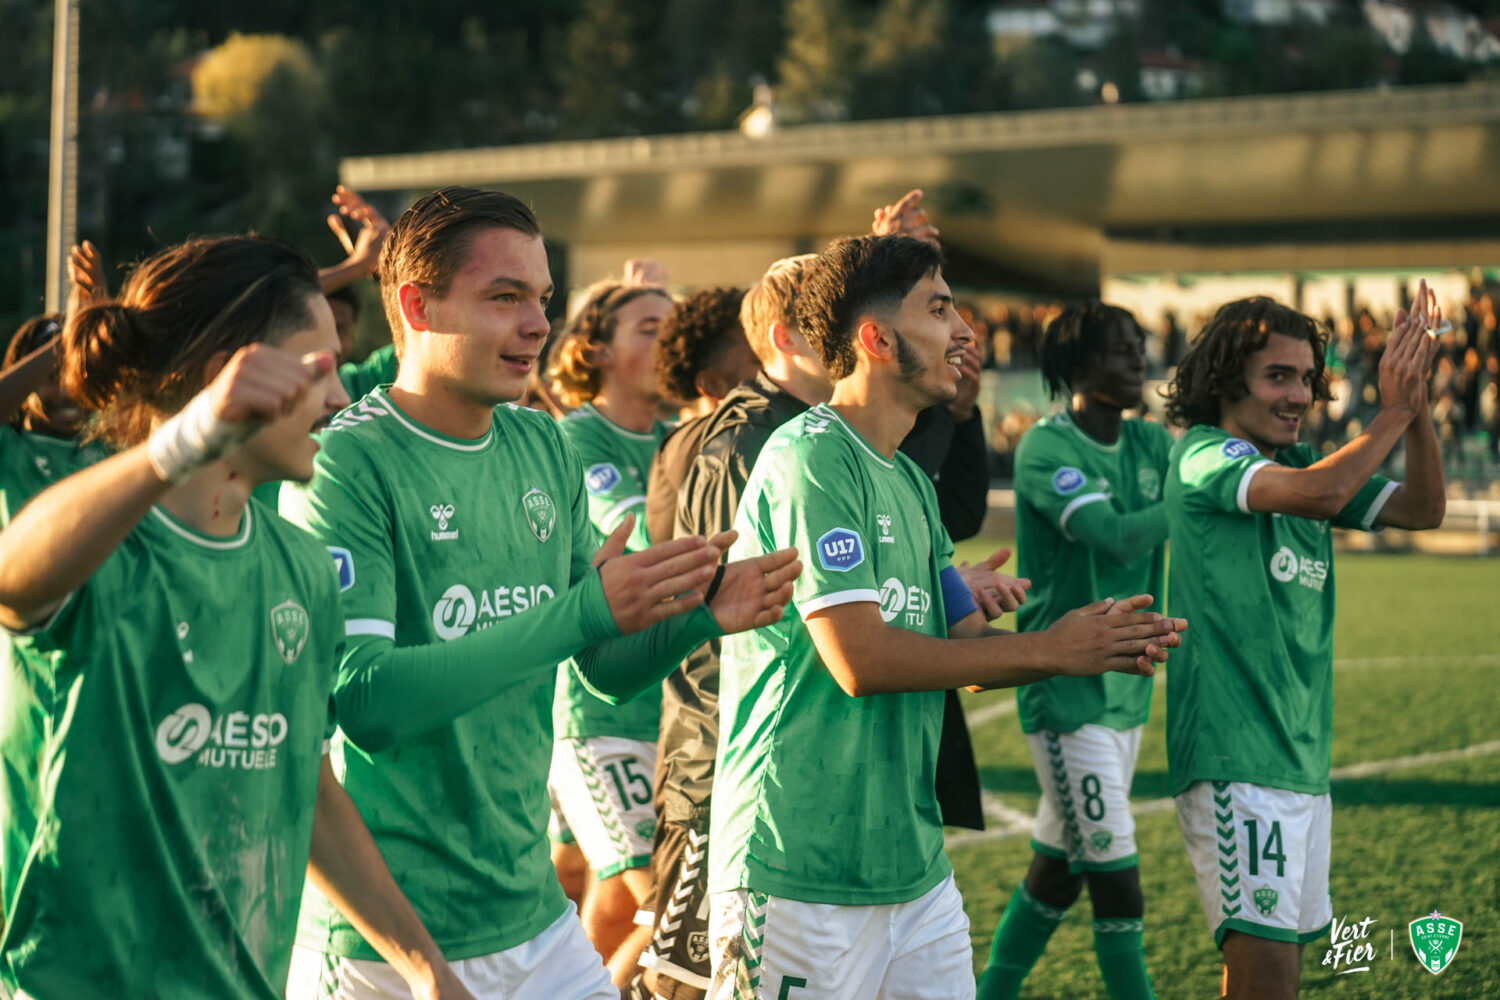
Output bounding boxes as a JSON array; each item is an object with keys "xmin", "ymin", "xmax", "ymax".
[{"xmin": 947, "ymin": 541, "xmax": 1500, "ymax": 999}]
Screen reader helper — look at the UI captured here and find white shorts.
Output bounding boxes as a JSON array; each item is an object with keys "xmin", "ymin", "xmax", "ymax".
[
  {"xmin": 706, "ymin": 874, "xmax": 974, "ymax": 1000},
  {"xmin": 1027, "ymin": 725, "xmax": 1142, "ymax": 872},
  {"xmin": 1175, "ymin": 780, "xmax": 1332, "ymax": 948},
  {"xmin": 284, "ymin": 904, "xmax": 615, "ymax": 999},
  {"xmin": 549, "ymin": 736, "xmax": 657, "ymax": 879},
  {"xmin": 548, "ymin": 782, "xmax": 575, "ymax": 846}
]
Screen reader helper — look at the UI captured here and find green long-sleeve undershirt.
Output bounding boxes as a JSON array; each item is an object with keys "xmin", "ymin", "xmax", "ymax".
[
  {"xmin": 333, "ymin": 570, "xmax": 723, "ymax": 752},
  {"xmin": 1066, "ymin": 500, "xmax": 1170, "ymax": 567}
]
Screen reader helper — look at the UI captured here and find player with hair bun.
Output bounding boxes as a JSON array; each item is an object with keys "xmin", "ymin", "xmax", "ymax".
[{"xmin": 0, "ymin": 235, "xmax": 468, "ymax": 1000}]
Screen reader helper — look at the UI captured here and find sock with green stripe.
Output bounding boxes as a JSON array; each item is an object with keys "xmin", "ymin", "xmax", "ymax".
[
  {"xmin": 976, "ymin": 884, "xmax": 1069, "ymax": 1000},
  {"xmin": 1093, "ymin": 918, "xmax": 1155, "ymax": 1000}
]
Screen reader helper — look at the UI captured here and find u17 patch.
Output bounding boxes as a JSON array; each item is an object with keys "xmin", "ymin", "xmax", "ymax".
[
  {"xmin": 816, "ymin": 527, "xmax": 865, "ymax": 572},
  {"xmin": 328, "ymin": 546, "xmax": 355, "ymax": 592},
  {"xmin": 586, "ymin": 463, "xmax": 622, "ymax": 495},
  {"xmin": 1221, "ymin": 438, "xmax": 1258, "ymax": 460},
  {"xmin": 1052, "ymin": 467, "xmax": 1086, "ymax": 495}
]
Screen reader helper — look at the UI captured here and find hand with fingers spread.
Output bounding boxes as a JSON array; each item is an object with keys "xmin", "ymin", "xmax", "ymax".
[
  {"xmin": 326, "ymin": 185, "xmax": 391, "ymax": 281},
  {"xmin": 956, "ymin": 546, "xmax": 1031, "ymax": 619},
  {"xmin": 593, "ymin": 514, "xmax": 723, "ymax": 634},
  {"xmin": 1043, "ymin": 594, "xmax": 1187, "ymax": 677},
  {"xmin": 65, "ymin": 240, "xmax": 108, "ymax": 317},
  {"xmin": 871, "ymin": 188, "xmax": 940, "ymax": 247},
  {"xmin": 696, "ymin": 530, "xmax": 801, "ymax": 634}
]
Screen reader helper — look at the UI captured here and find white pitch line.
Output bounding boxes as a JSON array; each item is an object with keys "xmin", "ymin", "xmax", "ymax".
[
  {"xmin": 946, "ymin": 739, "xmax": 1500, "ymax": 849},
  {"xmin": 964, "ymin": 699, "xmax": 1017, "ymax": 728}
]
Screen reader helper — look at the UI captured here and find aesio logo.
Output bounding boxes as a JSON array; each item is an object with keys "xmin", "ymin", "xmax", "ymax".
[
  {"xmin": 433, "ymin": 584, "xmax": 478, "ymax": 640},
  {"xmin": 1270, "ymin": 546, "xmax": 1299, "ymax": 583}
]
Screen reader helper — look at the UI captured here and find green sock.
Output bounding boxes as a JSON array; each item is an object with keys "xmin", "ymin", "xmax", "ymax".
[
  {"xmin": 976, "ymin": 884, "xmax": 1069, "ymax": 1000},
  {"xmin": 1093, "ymin": 918, "xmax": 1155, "ymax": 1000}
]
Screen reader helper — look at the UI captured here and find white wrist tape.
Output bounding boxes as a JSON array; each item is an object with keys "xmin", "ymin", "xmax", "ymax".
[{"xmin": 146, "ymin": 390, "xmax": 253, "ymax": 484}]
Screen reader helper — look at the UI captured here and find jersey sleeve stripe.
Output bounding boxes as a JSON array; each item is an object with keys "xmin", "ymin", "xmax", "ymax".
[
  {"xmin": 1236, "ymin": 460, "xmax": 1273, "ymax": 514},
  {"xmin": 345, "ymin": 618, "xmax": 396, "ymax": 639},
  {"xmin": 1058, "ymin": 492, "xmax": 1109, "ymax": 539},
  {"xmin": 796, "ymin": 589, "xmax": 881, "ymax": 618},
  {"xmin": 601, "ymin": 495, "xmax": 647, "ymax": 530},
  {"xmin": 1361, "ymin": 479, "xmax": 1401, "ymax": 530}
]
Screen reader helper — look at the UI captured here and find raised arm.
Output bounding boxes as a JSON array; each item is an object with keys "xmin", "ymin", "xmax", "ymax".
[
  {"xmin": 318, "ymin": 186, "xmax": 390, "ymax": 294},
  {"xmin": 0, "ymin": 345, "xmax": 330, "ymax": 629},
  {"xmin": 1246, "ymin": 294, "xmax": 1437, "ymax": 519},
  {"xmin": 1373, "ymin": 287, "xmax": 1446, "ymax": 530},
  {"xmin": 0, "ymin": 332, "xmax": 63, "ymax": 427}
]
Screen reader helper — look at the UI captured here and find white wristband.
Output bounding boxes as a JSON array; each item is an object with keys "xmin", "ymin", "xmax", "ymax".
[{"xmin": 146, "ymin": 390, "xmax": 253, "ymax": 484}]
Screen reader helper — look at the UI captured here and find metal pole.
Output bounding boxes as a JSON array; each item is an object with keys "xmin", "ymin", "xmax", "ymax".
[{"xmin": 44, "ymin": 0, "xmax": 80, "ymax": 314}]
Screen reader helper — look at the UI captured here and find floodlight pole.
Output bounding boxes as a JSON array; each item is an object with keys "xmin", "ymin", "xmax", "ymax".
[{"xmin": 44, "ymin": 0, "xmax": 80, "ymax": 314}]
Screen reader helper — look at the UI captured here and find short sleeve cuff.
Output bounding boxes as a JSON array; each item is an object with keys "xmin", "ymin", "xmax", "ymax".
[
  {"xmin": 1236, "ymin": 460, "xmax": 1274, "ymax": 514},
  {"xmin": 797, "ymin": 589, "xmax": 880, "ymax": 619},
  {"xmin": 1361, "ymin": 480, "xmax": 1401, "ymax": 531},
  {"xmin": 345, "ymin": 618, "xmax": 396, "ymax": 639},
  {"xmin": 1058, "ymin": 492, "xmax": 1109, "ymax": 540}
]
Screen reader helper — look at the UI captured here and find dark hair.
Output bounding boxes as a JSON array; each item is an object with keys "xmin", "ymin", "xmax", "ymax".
[
  {"xmin": 1164, "ymin": 296, "xmax": 1331, "ymax": 428},
  {"xmin": 3, "ymin": 313, "xmax": 64, "ymax": 429},
  {"xmin": 652, "ymin": 287, "xmax": 746, "ymax": 403},
  {"xmin": 1039, "ymin": 302, "xmax": 1144, "ymax": 400},
  {"xmin": 378, "ymin": 186, "xmax": 540, "ymax": 357},
  {"xmin": 547, "ymin": 280, "xmax": 671, "ymax": 408},
  {"xmin": 796, "ymin": 235, "xmax": 944, "ymax": 381},
  {"xmin": 61, "ymin": 236, "xmax": 321, "ymax": 447},
  {"xmin": 325, "ymin": 283, "xmax": 361, "ymax": 319}
]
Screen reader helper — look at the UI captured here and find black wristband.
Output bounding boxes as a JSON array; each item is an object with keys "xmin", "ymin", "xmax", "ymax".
[{"xmin": 704, "ymin": 563, "xmax": 727, "ymax": 604}]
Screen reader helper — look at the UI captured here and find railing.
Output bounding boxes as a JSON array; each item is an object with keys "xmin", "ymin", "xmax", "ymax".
[{"xmin": 987, "ymin": 490, "xmax": 1499, "ymax": 556}]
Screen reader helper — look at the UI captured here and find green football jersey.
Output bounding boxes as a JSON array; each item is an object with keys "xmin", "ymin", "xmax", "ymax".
[
  {"xmin": 0, "ymin": 425, "xmax": 108, "ymax": 523},
  {"xmin": 553, "ymin": 403, "xmax": 667, "ymax": 742},
  {"xmin": 711, "ymin": 404, "xmax": 954, "ymax": 906},
  {"xmin": 337, "ymin": 343, "xmax": 397, "ymax": 402},
  {"xmin": 1165, "ymin": 425, "xmax": 1396, "ymax": 796},
  {"xmin": 1013, "ymin": 413, "xmax": 1172, "ymax": 733},
  {"xmin": 280, "ymin": 388, "xmax": 597, "ymax": 961},
  {"xmin": 0, "ymin": 502, "xmax": 339, "ymax": 999}
]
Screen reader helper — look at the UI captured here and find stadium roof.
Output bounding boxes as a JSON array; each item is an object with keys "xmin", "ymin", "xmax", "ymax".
[{"xmin": 342, "ymin": 83, "xmax": 1500, "ymax": 294}]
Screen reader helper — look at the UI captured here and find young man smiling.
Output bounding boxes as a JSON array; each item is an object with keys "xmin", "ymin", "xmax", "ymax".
[
  {"xmin": 1162, "ymin": 288, "xmax": 1446, "ymax": 1000},
  {"xmin": 706, "ymin": 236, "xmax": 1188, "ymax": 1000},
  {"xmin": 279, "ymin": 187, "xmax": 800, "ymax": 1000}
]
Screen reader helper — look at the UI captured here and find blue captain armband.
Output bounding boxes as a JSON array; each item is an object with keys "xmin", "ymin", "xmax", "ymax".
[{"xmin": 939, "ymin": 565, "xmax": 977, "ymax": 627}]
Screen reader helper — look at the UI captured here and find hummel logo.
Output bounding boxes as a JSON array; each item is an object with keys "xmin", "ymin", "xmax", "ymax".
[
  {"xmin": 430, "ymin": 503, "xmax": 458, "ymax": 541},
  {"xmin": 876, "ymin": 513, "xmax": 894, "ymax": 543}
]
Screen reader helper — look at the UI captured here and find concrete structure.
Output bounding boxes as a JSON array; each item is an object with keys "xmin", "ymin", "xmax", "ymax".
[{"xmin": 341, "ymin": 83, "xmax": 1500, "ymax": 296}]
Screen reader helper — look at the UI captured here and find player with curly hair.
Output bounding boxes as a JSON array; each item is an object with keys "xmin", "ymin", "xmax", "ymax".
[{"xmin": 1163, "ymin": 291, "xmax": 1445, "ymax": 1000}]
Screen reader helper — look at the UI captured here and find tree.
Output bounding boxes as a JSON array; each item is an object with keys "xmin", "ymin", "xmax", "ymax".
[
  {"xmin": 191, "ymin": 33, "xmax": 334, "ymax": 250},
  {"xmin": 777, "ymin": 0, "xmax": 860, "ymax": 122}
]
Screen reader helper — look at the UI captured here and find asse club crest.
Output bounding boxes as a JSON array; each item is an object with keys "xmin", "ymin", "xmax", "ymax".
[
  {"xmin": 1253, "ymin": 887, "xmax": 1279, "ymax": 917},
  {"xmin": 522, "ymin": 487, "xmax": 557, "ymax": 543},
  {"xmin": 1409, "ymin": 911, "xmax": 1462, "ymax": 975},
  {"xmin": 269, "ymin": 599, "xmax": 310, "ymax": 666}
]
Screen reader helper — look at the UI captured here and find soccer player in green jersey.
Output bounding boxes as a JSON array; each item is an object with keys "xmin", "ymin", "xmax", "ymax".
[
  {"xmin": 546, "ymin": 278, "xmax": 675, "ymax": 984},
  {"xmin": 1163, "ymin": 290, "xmax": 1445, "ymax": 1000},
  {"xmin": 0, "ymin": 236, "xmax": 470, "ymax": 1000},
  {"xmin": 977, "ymin": 303, "xmax": 1170, "ymax": 1000},
  {"xmin": 279, "ymin": 186, "xmax": 800, "ymax": 1000},
  {"xmin": 707, "ymin": 235, "xmax": 1188, "ymax": 1000}
]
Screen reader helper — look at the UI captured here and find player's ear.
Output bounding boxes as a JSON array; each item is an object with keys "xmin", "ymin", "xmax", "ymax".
[
  {"xmin": 856, "ymin": 319, "xmax": 895, "ymax": 363},
  {"xmin": 397, "ymin": 281, "xmax": 431, "ymax": 333}
]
